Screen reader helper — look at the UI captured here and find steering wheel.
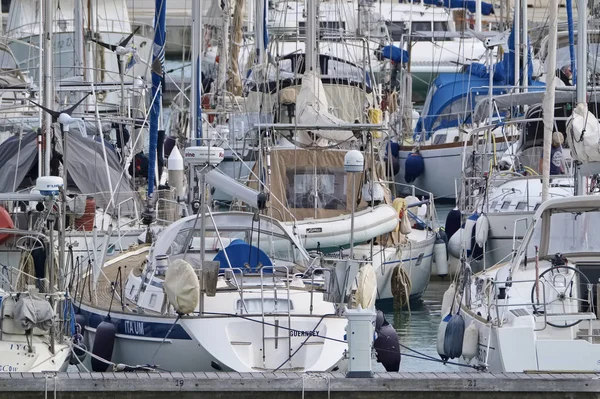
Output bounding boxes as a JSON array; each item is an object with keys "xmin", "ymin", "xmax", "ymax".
[{"xmin": 530, "ymin": 265, "xmax": 591, "ymax": 328}]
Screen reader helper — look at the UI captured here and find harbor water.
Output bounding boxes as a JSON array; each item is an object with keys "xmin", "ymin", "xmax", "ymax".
[{"xmin": 379, "ymin": 280, "xmax": 457, "ymax": 372}]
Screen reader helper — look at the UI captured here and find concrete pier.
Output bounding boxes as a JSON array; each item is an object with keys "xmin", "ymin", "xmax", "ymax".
[{"xmin": 1, "ymin": 372, "xmax": 599, "ymax": 399}]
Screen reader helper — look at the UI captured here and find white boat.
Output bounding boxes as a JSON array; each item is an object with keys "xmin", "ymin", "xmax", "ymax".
[
  {"xmin": 0, "ymin": 179, "xmax": 82, "ymax": 372},
  {"xmin": 457, "ymin": 196, "xmax": 600, "ymax": 372},
  {"xmin": 74, "ymin": 211, "xmax": 352, "ymax": 372}
]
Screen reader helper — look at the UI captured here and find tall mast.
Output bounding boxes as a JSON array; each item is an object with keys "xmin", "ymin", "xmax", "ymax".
[
  {"xmin": 42, "ymin": 0, "xmax": 54, "ymax": 176},
  {"xmin": 191, "ymin": 0, "xmax": 203, "ymax": 140},
  {"xmin": 541, "ymin": 0, "xmax": 559, "ymax": 202},
  {"xmin": 305, "ymin": 0, "xmax": 317, "ymax": 73},
  {"xmin": 147, "ymin": 0, "xmax": 167, "ymax": 200},
  {"xmin": 576, "ymin": 0, "xmax": 587, "ymax": 104}
]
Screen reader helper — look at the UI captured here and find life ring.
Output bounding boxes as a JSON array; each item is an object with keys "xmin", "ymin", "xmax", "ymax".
[{"xmin": 0, "ymin": 206, "xmax": 14, "ymax": 245}]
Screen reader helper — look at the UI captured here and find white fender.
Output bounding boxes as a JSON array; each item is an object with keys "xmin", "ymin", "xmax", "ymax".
[
  {"xmin": 434, "ymin": 238, "xmax": 449, "ymax": 277},
  {"xmin": 287, "ymin": 204, "xmax": 398, "ymax": 250},
  {"xmin": 448, "ymin": 228, "xmax": 463, "ymax": 259},
  {"xmin": 355, "ymin": 264, "xmax": 377, "ymax": 309},
  {"xmin": 475, "ymin": 215, "xmax": 489, "ymax": 247},
  {"xmin": 441, "ymin": 283, "xmax": 456, "ymax": 319},
  {"xmin": 462, "ymin": 322, "xmax": 479, "ymax": 362}
]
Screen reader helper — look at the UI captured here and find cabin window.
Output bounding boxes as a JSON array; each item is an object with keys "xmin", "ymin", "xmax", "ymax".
[
  {"xmin": 534, "ymin": 203, "xmax": 540, "ymax": 210},
  {"xmin": 433, "ymin": 134, "xmax": 447, "ymax": 145},
  {"xmin": 411, "ymin": 21, "xmax": 432, "ymax": 42},
  {"xmin": 148, "ymin": 294, "xmax": 157, "ymax": 308},
  {"xmin": 286, "ymin": 167, "xmax": 347, "ymax": 210},
  {"xmin": 432, "ymin": 98, "xmax": 468, "ymax": 131},
  {"xmin": 489, "ymin": 201, "xmax": 498, "ymax": 210},
  {"xmin": 434, "ymin": 21, "xmax": 449, "ymax": 32},
  {"xmin": 501, "ymin": 201, "xmax": 511, "ymax": 210},
  {"xmin": 385, "ymin": 21, "xmax": 406, "ymax": 42},
  {"xmin": 516, "ymin": 202, "xmax": 527, "ymax": 210}
]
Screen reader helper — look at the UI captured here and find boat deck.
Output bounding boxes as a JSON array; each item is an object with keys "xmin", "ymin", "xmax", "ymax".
[{"xmin": 76, "ymin": 249, "xmax": 151, "ymax": 314}]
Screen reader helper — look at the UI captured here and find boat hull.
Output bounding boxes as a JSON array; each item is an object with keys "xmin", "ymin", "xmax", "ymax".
[{"xmin": 76, "ymin": 304, "xmax": 346, "ymax": 372}]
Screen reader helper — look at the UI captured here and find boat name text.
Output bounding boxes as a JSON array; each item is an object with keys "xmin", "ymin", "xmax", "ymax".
[
  {"xmin": 290, "ymin": 330, "xmax": 319, "ymax": 337},
  {"xmin": 124, "ymin": 320, "xmax": 145, "ymax": 336}
]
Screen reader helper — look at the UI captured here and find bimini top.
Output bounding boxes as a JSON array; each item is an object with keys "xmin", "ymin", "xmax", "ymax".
[{"xmin": 415, "ymin": 73, "xmax": 508, "ymax": 138}]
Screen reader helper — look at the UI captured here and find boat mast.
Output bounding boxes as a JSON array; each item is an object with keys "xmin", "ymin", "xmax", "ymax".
[
  {"xmin": 42, "ymin": 0, "xmax": 54, "ymax": 176},
  {"xmin": 574, "ymin": 0, "xmax": 588, "ymax": 195},
  {"xmin": 305, "ymin": 0, "xmax": 317, "ymax": 73},
  {"xmin": 541, "ymin": 0, "xmax": 559, "ymax": 202},
  {"xmin": 191, "ymin": 0, "xmax": 203, "ymax": 140},
  {"xmin": 147, "ymin": 0, "xmax": 167, "ymax": 202}
]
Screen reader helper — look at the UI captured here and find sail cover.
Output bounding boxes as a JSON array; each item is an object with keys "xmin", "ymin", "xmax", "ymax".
[{"xmin": 0, "ymin": 132, "xmax": 136, "ymax": 213}]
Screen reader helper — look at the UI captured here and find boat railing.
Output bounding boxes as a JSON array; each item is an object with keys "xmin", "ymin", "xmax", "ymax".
[{"xmin": 485, "ymin": 277, "xmax": 596, "ymax": 337}]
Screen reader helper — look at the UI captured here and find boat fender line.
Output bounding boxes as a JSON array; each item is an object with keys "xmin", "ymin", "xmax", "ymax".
[
  {"xmin": 462, "ymin": 322, "xmax": 479, "ymax": 362},
  {"xmin": 374, "ymin": 310, "xmax": 401, "ymax": 372},
  {"xmin": 443, "ymin": 313, "xmax": 465, "ymax": 360},
  {"xmin": 434, "ymin": 235, "xmax": 449, "ymax": 278},
  {"xmin": 91, "ymin": 318, "xmax": 117, "ymax": 372},
  {"xmin": 444, "ymin": 207, "xmax": 461, "ymax": 240},
  {"xmin": 391, "ymin": 265, "xmax": 412, "ymax": 309},
  {"xmin": 70, "ymin": 313, "xmax": 88, "ymax": 364},
  {"xmin": 355, "ymin": 264, "xmax": 377, "ymax": 309},
  {"xmin": 404, "ymin": 150, "xmax": 424, "ymax": 184},
  {"xmin": 436, "ymin": 314, "xmax": 451, "ymax": 361},
  {"xmin": 441, "ymin": 283, "xmax": 456, "ymax": 318},
  {"xmin": 475, "ymin": 215, "xmax": 489, "ymax": 247}
]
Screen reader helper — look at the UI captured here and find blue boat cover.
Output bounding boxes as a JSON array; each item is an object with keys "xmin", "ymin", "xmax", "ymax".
[
  {"xmin": 213, "ymin": 239, "xmax": 273, "ymax": 272},
  {"xmin": 422, "ymin": 0, "xmax": 494, "ymax": 15},
  {"xmin": 381, "ymin": 45, "xmax": 409, "ymax": 64}
]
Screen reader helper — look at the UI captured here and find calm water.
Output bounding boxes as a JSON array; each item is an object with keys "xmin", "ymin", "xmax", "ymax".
[
  {"xmin": 374, "ymin": 203, "xmax": 456, "ymax": 372},
  {"xmin": 378, "ymin": 280, "xmax": 458, "ymax": 372}
]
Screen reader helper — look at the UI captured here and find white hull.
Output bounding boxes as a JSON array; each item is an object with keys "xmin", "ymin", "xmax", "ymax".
[
  {"xmin": 77, "ymin": 302, "xmax": 346, "ymax": 372},
  {"xmin": 0, "ymin": 336, "xmax": 71, "ymax": 372},
  {"xmin": 397, "ymin": 145, "xmax": 463, "ymax": 200},
  {"xmin": 352, "ymin": 229, "xmax": 436, "ymax": 302}
]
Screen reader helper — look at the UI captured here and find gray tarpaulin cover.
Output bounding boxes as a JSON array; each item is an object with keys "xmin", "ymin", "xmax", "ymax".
[
  {"xmin": 0, "ymin": 131, "xmax": 136, "ymax": 213},
  {"xmin": 14, "ymin": 294, "xmax": 53, "ymax": 331}
]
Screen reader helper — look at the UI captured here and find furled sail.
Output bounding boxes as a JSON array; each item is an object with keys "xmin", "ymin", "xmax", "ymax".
[{"xmin": 295, "ymin": 71, "xmax": 356, "ymax": 146}]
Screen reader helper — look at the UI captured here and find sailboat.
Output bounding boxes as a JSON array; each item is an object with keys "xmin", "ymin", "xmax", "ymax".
[
  {"xmin": 0, "ymin": 177, "xmax": 76, "ymax": 372},
  {"xmin": 71, "ymin": 0, "xmax": 361, "ymax": 373},
  {"xmin": 441, "ymin": 0, "xmax": 600, "ymax": 372}
]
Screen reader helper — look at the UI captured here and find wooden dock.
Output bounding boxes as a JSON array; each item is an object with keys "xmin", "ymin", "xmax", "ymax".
[{"xmin": 0, "ymin": 371, "xmax": 599, "ymax": 399}]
